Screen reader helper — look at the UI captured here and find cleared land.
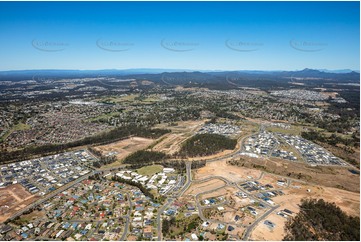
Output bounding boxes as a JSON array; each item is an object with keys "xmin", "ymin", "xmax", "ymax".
[
  {"xmin": 251, "ymin": 181, "xmax": 360, "ymax": 241},
  {"xmin": 0, "ymin": 184, "xmax": 38, "ymax": 223},
  {"xmin": 195, "ymin": 160, "xmax": 262, "ymax": 182},
  {"xmin": 200, "ymin": 186, "xmax": 239, "ymax": 201},
  {"xmin": 232, "ymin": 155, "xmax": 360, "ymax": 192},
  {"xmin": 278, "ymin": 182, "xmax": 360, "ymax": 217},
  {"xmin": 155, "ymin": 120, "xmax": 205, "ymax": 133},
  {"xmin": 250, "ymin": 212, "xmax": 287, "ymax": 241},
  {"xmin": 187, "ymin": 148, "xmax": 236, "ymax": 161},
  {"xmin": 152, "ymin": 120, "xmax": 205, "ymax": 155},
  {"xmin": 185, "ymin": 179, "xmax": 226, "ymax": 196},
  {"xmin": 151, "ymin": 133, "xmax": 190, "ymax": 155},
  {"xmin": 93, "ymin": 136, "xmax": 154, "ymax": 166}
]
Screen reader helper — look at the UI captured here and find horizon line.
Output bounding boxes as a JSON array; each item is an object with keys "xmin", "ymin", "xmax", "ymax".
[{"xmin": 0, "ymin": 68, "xmax": 359, "ymax": 73}]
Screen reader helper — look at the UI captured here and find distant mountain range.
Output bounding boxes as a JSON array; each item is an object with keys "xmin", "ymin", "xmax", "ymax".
[
  {"xmin": 0, "ymin": 68, "xmax": 359, "ymax": 83},
  {"xmin": 315, "ymin": 69, "xmax": 358, "ymax": 74}
]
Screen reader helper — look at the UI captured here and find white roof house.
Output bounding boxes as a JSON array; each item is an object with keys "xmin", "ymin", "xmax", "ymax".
[
  {"xmin": 191, "ymin": 234, "xmax": 199, "ymax": 241},
  {"xmin": 163, "ymin": 168, "xmax": 175, "ymax": 173}
]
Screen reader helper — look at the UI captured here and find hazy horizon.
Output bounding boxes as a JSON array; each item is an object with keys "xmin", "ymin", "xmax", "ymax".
[{"xmin": 0, "ymin": 68, "xmax": 359, "ymax": 73}]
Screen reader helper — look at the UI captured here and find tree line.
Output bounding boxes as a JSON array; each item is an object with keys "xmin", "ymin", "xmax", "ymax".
[
  {"xmin": 93, "ymin": 156, "xmax": 117, "ymax": 168},
  {"xmin": 177, "ymin": 133, "xmax": 237, "ymax": 157},
  {"xmin": 88, "ymin": 146, "xmax": 117, "ymax": 168},
  {"xmin": 126, "ymin": 159, "xmax": 206, "ymax": 172},
  {"xmin": 123, "ymin": 150, "xmax": 168, "ymax": 165},
  {"xmin": 301, "ymin": 130, "xmax": 359, "ymax": 148},
  {"xmin": 0, "ymin": 126, "xmax": 170, "ymax": 165},
  {"xmin": 284, "ymin": 198, "xmax": 360, "ymax": 241},
  {"xmin": 111, "ymin": 175, "xmax": 155, "ymax": 200}
]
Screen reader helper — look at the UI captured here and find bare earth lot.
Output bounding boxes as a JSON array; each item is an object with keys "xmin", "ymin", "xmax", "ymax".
[
  {"xmin": 187, "ymin": 159, "xmax": 359, "ymax": 241},
  {"xmin": 94, "ymin": 136, "xmax": 154, "ymax": 162},
  {"xmin": 0, "ymin": 184, "xmax": 38, "ymax": 223},
  {"xmin": 279, "ymin": 182, "xmax": 360, "ymax": 217},
  {"xmin": 152, "ymin": 133, "xmax": 190, "ymax": 155},
  {"xmin": 250, "ymin": 181, "xmax": 360, "ymax": 241},
  {"xmin": 195, "ymin": 160, "xmax": 262, "ymax": 182},
  {"xmin": 185, "ymin": 179, "xmax": 226, "ymax": 196},
  {"xmin": 235, "ymin": 155, "xmax": 360, "ymax": 192},
  {"xmin": 153, "ymin": 120, "xmax": 205, "ymax": 155},
  {"xmin": 155, "ymin": 120, "xmax": 205, "ymax": 133},
  {"xmin": 250, "ymin": 212, "xmax": 288, "ymax": 241},
  {"xmin": 200, "ymin": 186, "xmax": 238, "ymax": 200}
]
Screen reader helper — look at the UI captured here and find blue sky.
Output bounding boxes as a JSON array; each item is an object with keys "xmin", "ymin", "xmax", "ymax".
[{"xmin": 0, "ymin": 1, "xmax": 359, "ymax": 71}]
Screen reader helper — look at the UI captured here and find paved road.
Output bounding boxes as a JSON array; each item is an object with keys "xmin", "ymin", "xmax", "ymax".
[
  {"xmin": 242, "ymin": 204, "xmax": 280, "ymax": 241},
  {"xmin": 9, "ymin": 131, "xmax": 251, "ymax": 222},
  {"xmin": 4, "ymin": 123, "xmax": 319, "ymax": 241},
  {"xmin": 176, "ymin": 162, "xmax": 192, "ymax": 197},
  {"xmin": 156, "ymin": 198, "xmax": 174, "ymax": 241},
  {"xmin": 193, "ymin": 171, "xmax": 285, "ymax": 240},
  {"xmin": 120, "ymin": 192, "xmax": 132, "ymax": 241},
  {"xmin": 7, "ymin": 170, "xmax": 99, "ymax": 222},
  {"xmin": 193, "ymin": 175, "xmax": 232, "ymax": 185},
  {"xmin": 157, "ymin": 162, "xmax": 192, "ymax": 240},
  {"xmin": 5, "ymin": 163, "xmax": 133, "ymax": 223},
  {"xmin": 195, "ymin": 185, "xmax": 228, "ymax": 222},
  {"xmin": 87, "ymin": 221, "xmax": 100, "ymax": 239}
]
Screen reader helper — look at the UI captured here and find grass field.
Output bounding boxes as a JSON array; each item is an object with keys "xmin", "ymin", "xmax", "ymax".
[
  {"xmin": 276, "ymin": 143, "xmax": 303, "ymax": 161},
  {"xmin": 139, "ymin": 95, "xmax": 162, "ymax": 103},
  {"xmin": 96, "ymin": 94, "xmax": 139, "ymax": 104},
  {"xmin": 137, "ymin": 165, "xmax": 163, "ymax": 176},
  {"xmin": 96, "ymin": 94, "xmax": 161, "ymax": 104},
  {"xmin": 266, "ymin": 126, "xmax": 304, "ymax": 135}
]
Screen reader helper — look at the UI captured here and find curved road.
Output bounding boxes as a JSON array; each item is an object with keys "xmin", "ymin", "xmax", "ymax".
[
  {"xmin": 157, "ymin": 162, "xmax": 192, "ymax": 240},
  {"xmin": 6, "ymin": 124, "xmax": 297, "ymax": 241},
  {"xmin": 242, "ymin": 204, "xmax": 280, "ymax": 240}
]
